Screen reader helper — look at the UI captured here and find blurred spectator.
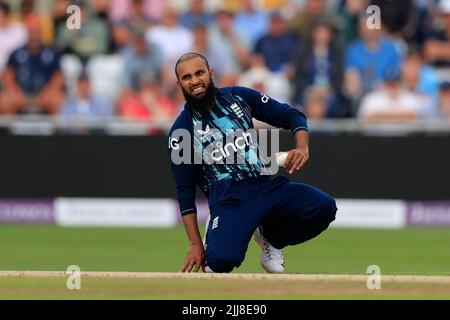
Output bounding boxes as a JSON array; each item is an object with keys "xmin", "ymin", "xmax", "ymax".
[
  {"xmin": 109, "ymin": 0, "xmax": 130, "ymax": 22},
  {"xmin": 0, "ymin": 19, "xmax": 64, "ymax": 115},
  {"xmin": 0, "ymin": 1, "xmax": 27, "ymax": 75},
  {"xmin": 302, "ymin": 86, "xmax": 330, "ymax": 119},
  {"xmin": 90, "ymin": 0, "xmax": 110, "ymax": 20},
  {"xmin": 290, "ymin": 19, "xmax": 346, "ymax": 115},
  {"xmin": 357, "ymin": 68, "xmax": 423, "ymax": 122},
  {"xmin": 19, "ymin": 0, "xmax": 53, "ymax": 46},
  {"xmin": 344, "ymin": 16, "xmax": 402, "ymax": 114},
  {"xmin": 288, "ymin": 0, "xmax": 334, "ymax": 41},
  {"xmin": 409, "ymin": 0, "xmax": 437, "ymax": 47},
  {"xmin": 424, "ymin": 0, "xmax": 450, "ymax": 67},
  {"xmin": 145, "ymin": 5, "xmax": 193, "ymax": 65},
  {"xmin": 208, "ymin": 8, "xmax": 251, "ymax": 86},
  {"xmin": 145, "ymin": 5, "xmax": 193, "ymax": 97},
  {"xmin": 111, "ymin": 0, "xmax": 152, "ymax": 50},
  {"xmin": 60, "ymin": 72, "xmax": 113, "ymax": 118},
  {"xmin": 233, "ymin": 0, "xmax": 269, "ymax": 48},
  {"xmin": 118, "ymin": 72, "xmax": 176, "ymax": 122},
  {"xmin": 120, "ymin": 29, "xmax": 164, "ymax": 93},
  {"xmin": 336, "ymin": 0, "xmax": 368, "ymax": 47},
  {"xmin": 238, "ymin": 55, "xmax": 291, "ymax": 103},
  {"xmin": 109, "ymin": 0, "xmax": 166, "ymax": 23},
  {"xmin": 55, "ymin": 0, "xmax": 110, "ymax": 65},
  {"xmin": 438, "ymin": 80, "xmax": 450, "ymax": 119},
  {"xmin": 371, "ymin": 0, "xmax": 418, "ymax": 41},
  {"xmin": 254, "ymin": 10, "xmax": 298, "ymax": 73},
  {"xmin": 180, "ymin": 0, "xmax": 213, "ymax": 29},
  {"xmin": 52, "ymin": 0, "xmax": 70, "ymax": 37},
  {"xmin": 261, "ymin": 0, "xmax": 288, "ymax": 11},
  {"xmin": 191, "ymin": 25, "xmax": 236, "ymax": 86},
  {"xmin": 402, "ymin": 49, "xmax": 441, "ymax": 97},
  {"xmin": 402, "ymin": 49, "xmax": 441, "ymax": 119}
]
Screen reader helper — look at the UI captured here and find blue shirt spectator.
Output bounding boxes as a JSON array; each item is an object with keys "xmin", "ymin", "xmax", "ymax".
[
  {"xmin": 120, "ymin": 31, "xmax": 164, "ymax": 92},
  {"xmin": 345, "ymin": 38, "xmax": 401, "ymax": 94},
  {"xmin": 254, "ymin": 12, "xmax": 298, "ymax": 72},
  {"xmin": 180, "ymin": 0, "xmax": 214, "ymax": 29},
  {"xmin": 7, "ymin": 46, "xmax": 61, "ymax": 95},
  {"xmin": 233, "ymin": 0, "xmax": 269, "ymax": 48},
  {"xmin": 344, "ymin": 18, "xmax": 402, "ymax": 101},
  {"xmin": 60, "ymin": 73, "xmax": 113, "ymax": 118}
]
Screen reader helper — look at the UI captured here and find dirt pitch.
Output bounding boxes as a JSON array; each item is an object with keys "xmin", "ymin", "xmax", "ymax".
[{"xmin": 1, "ymin": 271, "xmax": 450, "ymax": 299}]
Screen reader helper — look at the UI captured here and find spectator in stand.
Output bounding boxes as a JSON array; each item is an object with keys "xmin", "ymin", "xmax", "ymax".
[
  {"xmin": 0, "ymin": 17, "xmax": 65, "ymax": 115},
  {"xmin": 108, "ymin": 0, "xmax": 167, "ymax": 24},
  {"xmin": 111, "ymin": 0, "xmax": 152, "ymax": 51},
  {"xmin": 437, "ymin": 80, "xmax": 450, "ymax": 120},
  {"xmin": 145, "ymin": 5, "xmax": 193, "ymax": 65},
  {"xmin": 409, "ymin": 0, "xmax": 437, "ymax": 47},
  {"xmin": 233, "ymin": 0, "xmax": 269, "ymax": 48},
  {"xmin": 424, "ymin": 0, "xmax": 450, "ymax": 68},
  {"xmin": 191, "ymin": 25, "xmax": 236, "ymax": 87},
  {"xmin": 52, "ymin": 0, "xmax": 71, "ymax": 37},
  {"xmin": 357, "ymin": 67, "xmax": 423, "ymax": 122},
  {"xmin": 118, "ymin": 72, "xmax": 176, "ymax": 123},
  {"xmin": 208, "ymin": 8, "xmax": 251, "ymax": 86},
  {"xmin": 288, "ymin": 0, "xmax": 334, "ymax": 41},
  {"xmin": 290, "ymin": 19, "xmax": 348, "ymax": 116},
  {"xmin": 238, "ymin": 54, "xmax": 292, "ymax": 103},
  {"xmin": 55, "ymin": 0, "xmax": 110, "ymax": 65},
  {"xmin": 120, "ymin": 28, "xmax": 164, "ymax": 93},
  {"xmin": 60, "ymin": 72, "xmax": 113, "ymax": 118},
  {"xmin": 90, "ymin": 0, "xmax": 110, "ymax": 21},
  {"xmin": 145, "ymin": 4, "xmax": 193, "ymax": 94},
  {"xmin": 402, "ymin": 49, "xmax": 441, "ymax": 97},
  {"xmin": 254, "ymin": 10, "xmax": 298, "ymax": 73},
  {"xmin": 302, "ymin": 86, "xmax": 331, "ymax": 119},
  {"xmin": 260, "ymin": 0, "xmax": 287, "ymax": 11},
  {"xmin": 0, "ymin": 1, "xmax": 27, "ymax": 75},
  {"xmin": 336, "ymin": 0, "xmax": 368, "ymax": 47},
  {"xmin": 180, "ymin": 0, "xmax": 213, "ymax": 29},
  {"xmin": 19, "ymin": 0, "xmax": 53, "ymax": 46},
  {"xmin": 371, "ymin": 0, "xmax": 419, "ymax": 47},
  {"xmin": 402, "ymin": 49, "xmax": 441, "ymax": 118},
  {"xmin": 344, "ymin": 16, "xmax": 402, "ymax": 114}
]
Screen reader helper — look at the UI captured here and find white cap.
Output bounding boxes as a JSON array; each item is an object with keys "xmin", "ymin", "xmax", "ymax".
[{"xmin": 439, "ymin": 0, "xmax": 450, "ymax": 14}]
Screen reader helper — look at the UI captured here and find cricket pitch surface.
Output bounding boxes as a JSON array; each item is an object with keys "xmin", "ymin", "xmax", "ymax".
[{"xmin": 1, "ymin": 271, "xmax": 449, "ymax": 299}]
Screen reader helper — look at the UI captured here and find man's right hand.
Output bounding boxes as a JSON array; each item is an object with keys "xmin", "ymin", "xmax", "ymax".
[{"xmin": 180, "ymin": 243, "xmax": 205, "ymax": 273}]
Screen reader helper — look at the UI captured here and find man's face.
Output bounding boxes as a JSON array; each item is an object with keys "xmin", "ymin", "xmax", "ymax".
[
  {"xmin": 176, "ymin": 57, "xmax": 214, "ymax": 100},
  {"xmin": 359, "ymin": 19, "xmax": 381, "ymax": 42},
  {"xmin": 176, "ymin": 57, "xmax": 216, "ymax": 110}
]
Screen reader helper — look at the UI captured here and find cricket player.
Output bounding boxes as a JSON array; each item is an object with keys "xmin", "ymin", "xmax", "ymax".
[{"xmin": 168, "ymin": 53, "xmax": 337, "ymax": 273}]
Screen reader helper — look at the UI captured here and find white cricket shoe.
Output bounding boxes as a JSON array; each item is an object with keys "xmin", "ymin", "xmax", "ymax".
[
  {"xmin": 253, "ymin": 226, "xmax": 285, "ymax": 273},
  {"xmin": 204, "ymin": 266, "xmax": 214, "ymax": 273}
]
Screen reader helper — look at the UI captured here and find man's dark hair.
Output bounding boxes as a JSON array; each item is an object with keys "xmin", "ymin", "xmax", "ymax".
[
  {"xmin": 0, "ymin": 1, "xmax": 11, "ymax": 15},
  {"xmin": 174, "ymin": 52, "xmax": 210, "ymax": 79}
]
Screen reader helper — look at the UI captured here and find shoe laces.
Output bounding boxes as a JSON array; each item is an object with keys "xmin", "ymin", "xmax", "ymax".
[{"xmin": 260, "ymin": 233, "xmax": 283, "ymax": 262}]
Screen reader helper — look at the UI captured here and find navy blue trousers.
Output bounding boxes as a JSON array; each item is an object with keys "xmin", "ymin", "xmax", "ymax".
[{"xmin": 204, "ymin": 176, "xmax": 337, "ymax": 273}]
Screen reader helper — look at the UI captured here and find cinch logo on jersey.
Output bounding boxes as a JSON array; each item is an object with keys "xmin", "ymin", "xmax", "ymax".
[{"xmin": 210, "ymin": 131, "xmax": 254, "ymax": 162}]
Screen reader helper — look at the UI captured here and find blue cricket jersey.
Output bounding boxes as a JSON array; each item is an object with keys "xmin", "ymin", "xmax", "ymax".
[{"xmin": 168, "ymin": 86, "xmax": 308, "ymax": 216}]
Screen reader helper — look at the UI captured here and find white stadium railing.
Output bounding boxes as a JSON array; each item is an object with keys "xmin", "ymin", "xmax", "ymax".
[{"xmin": 1, "ymin": 115, "xmax": 450, "ymax": 135}]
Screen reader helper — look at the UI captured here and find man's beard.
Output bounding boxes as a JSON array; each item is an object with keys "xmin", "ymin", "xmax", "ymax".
[{"xmin": 182, "ymin": 79, "xmax": 217, "ymax": 111}]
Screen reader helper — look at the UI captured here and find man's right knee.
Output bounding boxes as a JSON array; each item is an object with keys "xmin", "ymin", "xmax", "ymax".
[{"xmin": 205, "ymin": 254, "xmax": 242, "ymax": 273}]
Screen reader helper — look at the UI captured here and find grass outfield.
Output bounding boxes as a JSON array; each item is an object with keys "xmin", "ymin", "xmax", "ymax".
[{"xmin": 0, "ymin": 225, "xmax": 449, "ymax": 299}]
